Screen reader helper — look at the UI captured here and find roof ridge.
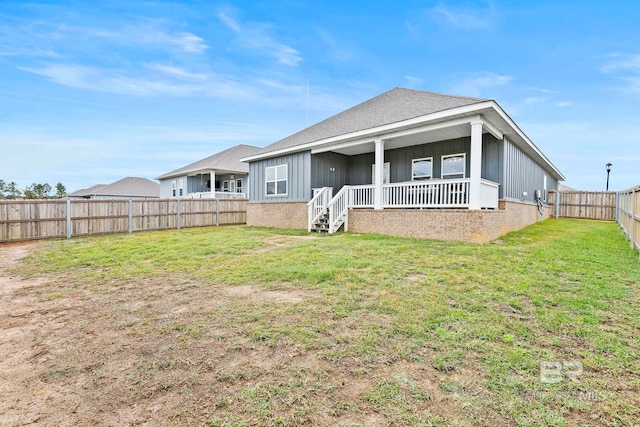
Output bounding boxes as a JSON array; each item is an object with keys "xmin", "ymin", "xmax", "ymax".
[{"xmin": 390, "ymin": 86, "xmax": 490, "ymax": 103}]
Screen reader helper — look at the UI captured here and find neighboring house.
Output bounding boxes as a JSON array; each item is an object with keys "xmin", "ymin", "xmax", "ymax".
[
  {"xmin": 155, "ymin": 144, "xmax": 261, "ymax": 199},
  {"xmin": 558, "ymin": 183, "xmax": 578, "ymax": 191},
  {"xmin": 241, "ymin": 87, "xmax": 565, "ymax": 243},
  {"xmin": 68, "ymin": 177, "xmax": 160, "ymax": 199}
]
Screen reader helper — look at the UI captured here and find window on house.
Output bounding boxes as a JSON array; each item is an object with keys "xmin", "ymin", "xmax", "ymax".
[
  {"xmin": 236, "ymin": 179, "xmax": 243, "ymax": 193},
  {"xmin": 266, "ymin": 164, "xmax": 288, "ymax": 196},
  {"xmin": 178, "ymin": 178, "xmax": 184, "ymax": 196},
  {"xmin": 222, "ymin": 180, "xmax": 229, "ymax": 192},
  {"xmin": 442, "ymin": 153, "xmax": 466, "ymax": 179},
  {"xmin": 412, "ymin": 157, "xmax": 433, "ymax": 180},
  {"xmin": 171, "ymin": 180, "xmax": 176, "ymax": 197}
]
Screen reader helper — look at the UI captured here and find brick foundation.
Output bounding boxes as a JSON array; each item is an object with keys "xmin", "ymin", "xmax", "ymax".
[
  {"xmin": 348, "ymin": 199, "xmax": 552, "ymax": 244},
  {"xmin": 247, "ymin": 201, "xmax": 308, "ymax": 230},
  {"xmin": 247, "ymin": 199, "xmax": 552, "ymax": 244}
]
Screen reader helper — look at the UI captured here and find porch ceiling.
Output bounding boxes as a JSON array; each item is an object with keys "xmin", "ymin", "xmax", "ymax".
[{"xmin": 329, "ymin": 122, "xmax": 473, "ymax": 156}]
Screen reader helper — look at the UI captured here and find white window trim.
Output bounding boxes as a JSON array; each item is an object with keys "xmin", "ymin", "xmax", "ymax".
[
  {"xmin": 441, "ymin": 153, "xmax": 466, "ymax": 179},
  {"xmin": 265, "ymin": 164, "xmax": 288, "ymax": 196},
  {"xmin": 236, "ymin": 179, "xmax": 243, "ymax": 193},
  {"xmin": 411, "ymin": 157, "xmax": 433, "ymax": 181},
  {"xmin": 222, "ymin": 180, "xmax": 229, "ymax": 192}
]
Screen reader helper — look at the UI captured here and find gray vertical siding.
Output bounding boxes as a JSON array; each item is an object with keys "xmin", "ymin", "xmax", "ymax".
[
  {"xmin": 247, "ymin": 133, "xmax": 558, "ymax": 204},
  {"xmin": 502, "ymin": 137, "xmax": 558, "ymax": 203},
  {"xmin": 347, "ymin": 152, "xmax": 375, "ymax": 185},
  {"xmin": 341, "ymin": 135, "xmax": 500, "ymax": 187},
  {"xmin": 311, "ymin": 152, "xmax": 348, "ymax": 191},
  {"xmin": 249, "ymin": 151, "xmax": 311, "ymax": 202}
]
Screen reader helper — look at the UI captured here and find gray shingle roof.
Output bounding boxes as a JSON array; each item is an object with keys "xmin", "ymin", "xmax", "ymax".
[
  {"xmin": 253, "ymin": 87, "xmax": 489, "ymax": 157},
  {"xmin": 156, "ymin": 144, "xmax": 262, "ymax": 180},
  {"xmin": 71, "ymin": 178, "xmax": 159, "ymax": 198},
  {"xmin": 68, "ymin": 184, "xmax": 107, "ymax": 197}
]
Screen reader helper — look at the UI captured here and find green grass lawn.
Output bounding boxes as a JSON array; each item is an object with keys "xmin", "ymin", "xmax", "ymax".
[{"xmin": 16, "ymin": 219, "xmax": 640, "ymax": 426}]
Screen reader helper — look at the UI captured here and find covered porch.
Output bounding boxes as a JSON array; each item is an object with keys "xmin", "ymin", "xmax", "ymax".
[
  {"xmin": 186, "ymin": 170, "xmax": 247, "ymax": 199},
  {"xmin": 307, "ymin": 115, "xmax": 502, "ymax": 233}
]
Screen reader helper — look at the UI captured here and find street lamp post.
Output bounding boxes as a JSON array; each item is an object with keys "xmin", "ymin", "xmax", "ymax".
[{"xmin": 606, "ymin": 162, "xmax": 612, "ymax": 191}]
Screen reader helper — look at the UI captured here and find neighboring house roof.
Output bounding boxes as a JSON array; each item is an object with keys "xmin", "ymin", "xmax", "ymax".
[
  {"xmin": 247, "ymin": 88, "xmax": 488, "ymax": 158},
  {"xmin": 155, "ymin": 144, "xmax": 262, "ymax": 180},
  {"xmin": 69, "ymin": 177, "xmax": 160, "ymax": 198},
  {"xmin": 242, "ymin": 87, "xmax": 565, "ymax": 181},
  {"xmin": 68, "ymin": 184, "xmax": 107, "ymax": 197},
  {"xmin": 558, "ymin": 183, "xmax": 578, "ymax": 191}
]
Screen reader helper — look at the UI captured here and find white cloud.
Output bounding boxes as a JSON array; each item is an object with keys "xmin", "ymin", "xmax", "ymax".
[
  {"xmin": 313, "ymin": 26, "xmax": 361, "ymax": 62},
  {"xmin": 0, "ymin": 17, "xmax": 208, "ymax": 58},
  {"xmin": 404, "ymin": 75, "xmax": 424, "ymax": 85},
  {"xmin": 217, "ymin": 11, "xmax": 302, "ymax": 66},
  {"xmin": 555, "ymin": 101, "xmax": 574, "ymax": 107},
  {"xmin": 601, "ymin": 53, "xmax": 640, "ymax": 94},
  {"xmin": 427, "ymin": 1, "xmax": 498, "ymax": 30},
  {"xmin": 19, "ymin": 63, "xmax": 254, "ymax": 99},
  {"xmin": 148, "ymin": 64, "xmax": 209, "ymax": 81},
  {"xmin": 452, "ymin": 72, "xmax": 513, "ymax": 97},
  {"xmin": 523, "ymin": 96, "xmax": 546, "ymax": 105}
]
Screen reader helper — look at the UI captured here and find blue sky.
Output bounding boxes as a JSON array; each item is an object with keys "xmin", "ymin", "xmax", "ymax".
[{"xmin": 1, "ymin": 0, "xmax": 638, "ymax": 192}]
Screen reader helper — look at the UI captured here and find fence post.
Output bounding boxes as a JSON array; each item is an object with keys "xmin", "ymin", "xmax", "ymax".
[
  {"xmin": 216, "ymin": 199, "xmax": 220, "ymax": 226},
  {"xmin": 128, "ymin": 199, "xmax": 133, "ymax": 234},
  {"xmin": 66, "ymin": 199, "xmax": 71, "ymax": 239},
  {"xmin": 632, "ymin": 189, "xmax": 636, "ymax": 250},
  {"xmin": 177, "ymin": 199, "xmax": 181, "ymax": 230}
]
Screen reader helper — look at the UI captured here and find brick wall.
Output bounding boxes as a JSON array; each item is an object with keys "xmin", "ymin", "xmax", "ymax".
[
  {"xmin": 499, "ymin": 199, "xmax": 552, "ymax": 233},
  {"xmin": 247, "ymin": 199, "xmax": 553, "ymax": 243},
  {"xmin": 246, "ymin": 202, "xmax": 308, "ymax": 230},
  {"xmin": 348, "ymin": 200, "xmax": 553, "ymax": 244}
]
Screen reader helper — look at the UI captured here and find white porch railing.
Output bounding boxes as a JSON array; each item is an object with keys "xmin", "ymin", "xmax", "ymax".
[
  {"xmin": 186, "ymin": 191, "xmax": 247, "ymax": 199},
  {"xmin": 309, "ymin": 178, "xmax": 500, "ymax": 234},
  {"xmin": 327, "ymin": 186, "xmax": 350, "ymax": 233},
  {"xmin": 348, "ymin": 185, "xmax": 375, "ymax": 208},
  {"xmin": 384, "ymin": 179, "xmax": 469, "ymax": 208},
  {"xmin": 479, "ymin": 179, "xmax": 500, "ymax": 209},
  {"xmin": 307, "ymin": 187, "xmax": 333, "ymax": 231}
]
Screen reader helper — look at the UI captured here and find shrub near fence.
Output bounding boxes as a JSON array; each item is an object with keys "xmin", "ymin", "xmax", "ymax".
[
  {"xmin": 617, "ymin": 185, "xmax": 640, "ymax": 254},
  {"xmin": 0, "ymin": 198, "xmax": 247, "ymax": 243}
]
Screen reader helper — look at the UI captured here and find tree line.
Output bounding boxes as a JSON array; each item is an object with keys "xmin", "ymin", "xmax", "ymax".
[{"xmin": 0, "ymin": 180, "xmax": 67, "ymax": 199}]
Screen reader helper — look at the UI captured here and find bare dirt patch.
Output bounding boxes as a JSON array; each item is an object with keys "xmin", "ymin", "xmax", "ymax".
[
  {"xmin": 254, "ymin": 234, "xmax": 318, "ymax": 253},
  {"xmin": 222, "ymin": 285, "xmax": 311, "ymax": 303}
]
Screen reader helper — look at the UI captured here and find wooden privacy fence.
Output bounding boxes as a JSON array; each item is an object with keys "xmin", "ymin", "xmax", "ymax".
[
  {"xmin": 549, "ymin": 190, "xmax": 616, "ymax": 221},
  {"xmin": 0, "ymin": 198, "xmax": 247, "ymax": 242},
  {"xmin": 617, "ymin": 185, "xmax": 640, "ymax": 254}
]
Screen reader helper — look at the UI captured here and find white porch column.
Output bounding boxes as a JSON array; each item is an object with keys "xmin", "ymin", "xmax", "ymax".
[
  {"xmin": 469, "ymin": 120, "xmax": 483, "ymax": 210},
  {"xmin": 210, "ymin": 170, "xmax": 216, "ymax": 198},
  {"xmin": 374, "ymin": 139, "xmax": 385, "ymax": 210}
]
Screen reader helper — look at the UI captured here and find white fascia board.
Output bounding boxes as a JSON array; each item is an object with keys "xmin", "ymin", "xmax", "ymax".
[
  {"xmin": 241, "ymin": 101, "xmax": 498, "ymax": 162},
  {"xmin": 491, "ymin": 101, "xmax": 566, "ymax": 180},
  {"xmin": 481, "ymin": 119, "xmax": 503, "ymax": 140}
]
